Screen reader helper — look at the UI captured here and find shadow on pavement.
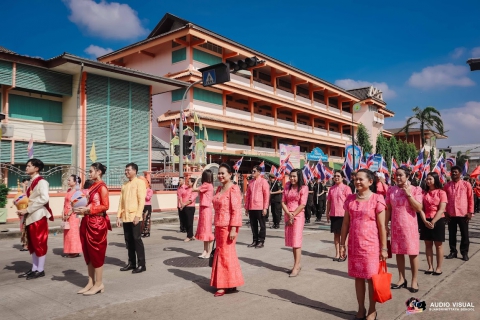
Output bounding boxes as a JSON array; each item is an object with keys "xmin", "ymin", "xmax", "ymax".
[
  {"xmin": 282, "ymin": 248, "xmax": 331, "ymax": 260},
  {"xmin": 108, "ymin": 242, "xmax": 126, "ymax": 248},
  {"xmin": 316, "ymin": 268, "xmax": 350, "ymax": 279},
  {"xmin": 238, "ymin": 257, "xmax": 289, "ymax": 273},
  {"xmin": 164, "ymin": 247, "xmax": 200, "ymax": 257},
  {"xmin": 52, "ymin": 248, "xmax": 64, "ymax": 256},
  {"xmin": 167, "ymin": 268, "xmax": 213, "ymax": 293},
  {"xmin": 4, "ymin": 260, "xmax": 31, "ymax": 274},
  {"xmin": 268, "ymin": 289, "xmax": 355, "ymax": 319},
  {"xmin": 104, "ymin": 255, "xmax": 126, "ymax": 267},
  {"xmin": 51, "ymin": 269, "xmax": 88, "ymax": 288},
  {"xmin": 162, "ymin": 236, "xmax": 184, "ymax": 242},
  {"xmin": 265, "ymin": 234, "xmax": 284, "ymax": 240}
]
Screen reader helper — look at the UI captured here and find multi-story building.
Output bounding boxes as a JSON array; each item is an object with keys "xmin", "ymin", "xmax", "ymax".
[
  {"xmin": 99, "ymin": 13, "xmax": 394, "ymax": 170},
  {"xmin": 0, "ymin": 48, "xmax": 186, "ymax": 221},
  {"xmin": 387, "ymin": 127, "xmax": 447, "ymax": 158}
]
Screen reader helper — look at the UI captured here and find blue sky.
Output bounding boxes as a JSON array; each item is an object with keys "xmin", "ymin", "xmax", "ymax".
[{"xmin": 2, "ymin": 0, "xmax": 480, "ymax": 147}]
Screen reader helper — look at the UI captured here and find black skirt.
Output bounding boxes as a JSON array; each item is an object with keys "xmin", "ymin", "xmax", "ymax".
[
  {"xmin": 330, "ymin": 216, "xmax": 344, "ymax": 234},
  {"xmin": 419, "ymin": 217, "xmax": 446, "ymax": 242}
]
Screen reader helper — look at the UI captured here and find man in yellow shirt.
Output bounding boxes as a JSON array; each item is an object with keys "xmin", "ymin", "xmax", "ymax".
[{"xmin": 116, "ymin": 163, "xmax": 147, "ymax": 274}]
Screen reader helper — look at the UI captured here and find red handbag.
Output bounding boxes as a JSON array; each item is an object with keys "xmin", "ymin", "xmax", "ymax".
[{"xmin": 372, "ymin": 261, "xmax": 392, "ymax": 303}]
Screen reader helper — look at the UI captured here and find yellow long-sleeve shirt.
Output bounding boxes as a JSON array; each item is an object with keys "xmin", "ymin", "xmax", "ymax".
[{"xmin": 117, "ymin": 177, "xmax": 147, "ymax": 222}]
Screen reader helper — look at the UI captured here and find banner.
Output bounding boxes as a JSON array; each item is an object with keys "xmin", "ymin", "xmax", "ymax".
[
  {"xmin": 306, "ymin": 147, "xmax": 328, "ymax": 162},
  {"xmin": 280, "ymin": 144, "xmax": 300, "ymax": 169},
  {"xmin": 345, "ymin": 144, "xmax": 362, "ymax": 170}
]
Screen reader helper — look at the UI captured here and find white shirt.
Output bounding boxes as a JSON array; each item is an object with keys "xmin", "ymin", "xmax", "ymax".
[{"xmin": 25, "ymin": 174, "xmax": 51, "ymax": 226}]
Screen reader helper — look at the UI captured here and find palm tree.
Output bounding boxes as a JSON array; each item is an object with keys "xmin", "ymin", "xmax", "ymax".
[
  {"xmin": 399, "ymin": 106, "xmax": 445, "ymax": 148},
  {"xmin": 456, "ymin": 151, "xmax": 469, "ymax": 169}
]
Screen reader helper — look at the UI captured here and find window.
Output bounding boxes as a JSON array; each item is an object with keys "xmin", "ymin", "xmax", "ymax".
[
  {"xmin": 258, "ymin": 72, "xmax": 271, "ymax": 82},
  {"xmin": 199, "ymin": 42, "xmax": 223, "ymax": 54},
  {"xmin": 172, "ymin": 48, "xmax": 187, "ymax": 63},
  {"xmin": 193, "ymin": 49, "xmax": 222, "ymax": 65},
  {"xmin": 297, "ymin": 86, "xmax": 309, "ymax": 96},
  {"xmin": 368, "ymin": 105, "xmax": 378, "ymax": 112},
  {"xmin": 9, "ymin": 94, "xmax": 62, "ymax": 123},
  {"xmin": 193, "ymin": 88, "xmax": 222, "ymax": 105},
  {"xmin": 278, "ymin": 79, "xmax": 291, "ymax": 89},
  {"xmin": 172, "ymin": 88, "xmax": 187, "ymax": 102},
  {"xmin": 314, "ymin": 92, "xmax": 324, "ymax": 101}
]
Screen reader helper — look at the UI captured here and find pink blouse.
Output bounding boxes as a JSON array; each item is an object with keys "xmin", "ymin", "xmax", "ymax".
[
  {"xmin": 177, "ymin": 185, "xmax": 187, "ymax": 208},
  {"xmin": 181, "ymin": 186, "xmax": 198, "ymax": 207},
  {"xmin": 212, "ymin": 184, "xmax": 243, "ymax": 227},
  {"xmin": 282, "ymin": 183, "xmax": 308, "ymax": 212},
  {"xmin": 327, "ymin": 183, "xmax": 352, "ymax": 217},
  {"xmin": 63, "ymin": 188, "xmax": 75, "ymax": 216},
  {"xmin": 199, "ymin": 183, "xmax": 214, "ymax": 207},
  {"xmin": 423, "ymin": 189, "xmax": 447, "ymax": 219},
  {"xmin": 145, "ymin": 188, "xmax": 153, "ymax": 205}
]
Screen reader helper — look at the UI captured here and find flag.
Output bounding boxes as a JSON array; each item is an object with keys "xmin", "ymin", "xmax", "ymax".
[
  {"xmin": 193, "ymin": 112, "xmax": 200, "ymax": 124},
  {"xmin": 470, "ymin": 166, "xmax": 480, "ymax": 179},
  {"xmin": 270, "ymin": 165, "xmax": 277, "ymax": 176},
  {"xmin": 203, "ymin": 126, "xmax": 208, "ymax": 140},
  {"xmin": 314, "ymin": 160, "xmax": 326, "ymax": 180},
  {"xmin": 359, "ymin": 156, "xmax": 369, "ymax": 169},
  {"xmin": 366, "ymin": 154, "xmax": 375, "ymax": 169},
  {"xmin": 233, "ymin": 157, "xmax": 243, "ymax": 171},
  {"xmin": 259, "ymin": 161, "xmax": 265, "ymax": 173},
  {"xmin": 302, "ymin": 164, "xmax": 314, "ymax": 182},
  {"xmin": 171, "ymin": 121, "xmax": 177, "ymax": 136},
  {"xmin": 380, "ymin": 157, "xmax": 389, "ymax": 175},
  {"xmin": 89, "ymin": 142, "xmax": 97, "ymax": 163},
  {"xmin": 283, "ymin": 160, "xmax": 294, "ymax": 175},
  {"xmin": 433, "ymin": 155, "xmax": 443, "ymax": 176},
  {"xmin": 342, "ymin": 159, "xmax": 353, "ymax": 183},
  {"xmin": 181, "ymin": 111, "xmax": 187, "ymax": 123},
  {"xmin": 413, "ymin": 147, "xmax": 425, "ymax": 173},
  {"xmin": 462, "ymin": 160, "xmax": 469, "ymax": 176},
  {"xmin": 446, "ymin": 157, "xmax": 456, "ymax": 167},
  {"xmin": 278, "ymin": 154, "xmax": 291, "ymax": 174},
  {"xmin": 27, "ymin": 135, "xmax": 34, "ymax": 159},
  {"xmin": 391, "ymin": 157, "xmax": 399, "ymax": 174},
  {"xmin": 325, "ymin": 166, "xmax": 334, "ymax": 180}
]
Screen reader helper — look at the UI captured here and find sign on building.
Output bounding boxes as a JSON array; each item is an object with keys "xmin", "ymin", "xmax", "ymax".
[
  {"xmin": 280, "ymin": 144, "xmax": 301, "ymax": 168},
  {"xmin": 306, "ymin": 147, "xmax": 328, "ymax": 162}
]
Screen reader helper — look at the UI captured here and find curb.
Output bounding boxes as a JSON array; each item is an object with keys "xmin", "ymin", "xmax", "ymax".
[{"xmin": 0, "ymin": 216, "xmax": 180, "ymax": 240}]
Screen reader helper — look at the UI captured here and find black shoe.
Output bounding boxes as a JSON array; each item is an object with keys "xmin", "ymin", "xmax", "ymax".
[
  {"xmin": 247, "ymin": 241, "xmax": 258, "ymax": 248},
  {"xmin": 410, "ymin": 284, "xmax": 419, "ymax": 293},
  {"xmin": 255, "ymin": 242, "xmax": 264, "ymax": 249},
  {"xmin": 18, "ymin": 270, "xmax": 33, "ymax": 278},
  {"xmin": 446, "ymin": 252, "xmax": 457, "ymax": 259},
  {"xmin": 120, "ymin": 263, "xmax": 136, "ymax": 271},
  {"xmin": 462, "ymin": 254, "xmax": 469, "ymax": 261},
  {"xmin": 132, "ymin": 266, "xmax": 146, "ymax": 274},
  {"xmin": 305, "ymin": 219, "xmax": 310, "ymax": 224},
  {"xmin": 424, "ymin": 270, "xmax": 433, "ymax": 275},
  {"xmin": 26, "ymin": 270, "xmax": 45, "ymax": 280},
  {"xmin": 315, "ymin": 219, "xmax": 321, "ymax": 222},
  {"xmin": 432, "ymin": 271, "xmax": 443, "ymax": 276},
  {"xmin": 20, "ymin": 248, "xmax": 29, "ymax": 252},
  {"xmin": 275, "ymin": 224, "xmax": 280, "ymax": 229},
  {"xmin": 391, "ymin": 280, "xmax": 407, "ymax": 289}
]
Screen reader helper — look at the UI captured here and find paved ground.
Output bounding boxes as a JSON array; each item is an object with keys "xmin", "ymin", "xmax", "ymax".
[{"xmin": 0, "ymin": 217, "xmax": 479, "ymax": 320}]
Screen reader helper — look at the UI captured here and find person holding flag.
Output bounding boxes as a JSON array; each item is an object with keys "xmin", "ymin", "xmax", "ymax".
[
  {"xmin": 313, "ymin": 176, "xmax": 327, "ymax": 222},
  {"xmin": 233, "ymin": 157, "xmax": 243, "ymax": 172},
  {"xmin": 268, "ymin": 173, "xmax": 283, "ymax": 229},
  {"xmin": 245, "ymin": 165, "xmax": 270, "ymax": 249},
  {"xmin": 302, "ymin": 165, "xmax": 314, "ymax": 224},
  {"xmin": 326, "ymin": 170, "xmax": 352, "ymax": 261}
]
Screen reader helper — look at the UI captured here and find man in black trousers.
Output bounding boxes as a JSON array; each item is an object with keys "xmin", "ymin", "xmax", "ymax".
[
  {"xmin": 268, "ymin": 174, "xmax": 283, "ymax": 229},
  {"xmin": 116, "ymin": 163, "xmax": 147, "ymax": 273},
  {"xmin": 314, "ymin": 177, "xmax": 327, "ymax": 222},
  {"xmin": 304, "ymin": 180, "xmax": 314, "ymax": 224}
]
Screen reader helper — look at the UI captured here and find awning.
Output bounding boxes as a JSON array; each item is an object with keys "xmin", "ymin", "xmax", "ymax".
[{"xmin": 207, "ymin": 151, "xmax": 280, "ymax": 166}]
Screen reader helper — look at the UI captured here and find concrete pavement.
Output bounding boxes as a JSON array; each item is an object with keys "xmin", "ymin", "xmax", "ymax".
[{"xmin": 0, "ymin": 218, "xmax": 479, "ymax": 320}]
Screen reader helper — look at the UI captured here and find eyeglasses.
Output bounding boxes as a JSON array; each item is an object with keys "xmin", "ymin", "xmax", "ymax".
[
  {"xmin": 252, "ymin": 170, "xmax": 257, "ymax": 173},
  {"xmin": 334, "ymin": 175, "xmax": 342, "ymax": 178}
]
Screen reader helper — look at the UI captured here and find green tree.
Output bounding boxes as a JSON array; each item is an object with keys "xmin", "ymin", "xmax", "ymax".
[
  {"xmin": 399, "ymin": 106, "xmax": 445, "ymax": 148},
  {"xmin": 397, "ymin": 140, "xmax": 407, "ymax": 163},
  {"xmin": 389, "ymin": 137, "xmax": 400, "ymax": 168},
  {"xmin": 430, "ymin": 147, "xmax": 436, "ymax": 171},
  {"xmin": 375, "ymin": 134, "xmax": 391, "ymax": 168},
  {"xmin": 355, "ymin": 123, "xmax": 373, "ymax": 155},
  {"xmin": 407, "ymin": 143, "xmax": 418, "ymax": 164},
  {"xmin": 456, "ymin": 151, "xmax": 469, "ymax": 169}
]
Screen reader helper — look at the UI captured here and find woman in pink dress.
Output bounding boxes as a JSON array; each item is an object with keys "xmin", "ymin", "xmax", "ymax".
[
  {"xmin": 281, "ymin": 169, "xmax": 308, "ymax": 277},
  {"xmin": 386, "ymin": 166, "xmax": 423, "ymax": 293},
  {"xmin": 210, "ymin": 163, "xmax": 244, "ymax": 297},
  {"xmin": 420, "ymin": 172, "xmax": 447, "ymax": 275},
  {"xmin": 340, "ymin": 169, "xmax": 388, "ymax": 320},
  {"xmin": 326, "ymin": 170, "xmax": 352, "ymax": 261},
  {"xmin": 62, "ymin": 175, "xmax": 82, "ymax": 258},
  {"xmin": 193, "ymin": 169, "xmax": 215, "ymax": 258}
]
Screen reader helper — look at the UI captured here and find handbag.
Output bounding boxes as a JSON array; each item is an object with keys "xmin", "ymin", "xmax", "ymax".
[
  {"xmin": 372, "ymin": 261, "xmax": 392, "ymax": 303},
  {"xmin": 387, "ymin": 239, "xmax": 392, "ymax": 259},
  {"xmin": 61, "ymin": 221, "xmax": 70, "ymax": 229},
  {"xmin": 209, "ymin": 240, "xmax": 216, "ymax": 267}
]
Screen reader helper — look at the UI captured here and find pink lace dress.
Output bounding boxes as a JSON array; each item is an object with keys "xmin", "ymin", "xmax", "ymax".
[
  {"xmin": 63, "ymin": 188, "xmax": 82, "ymax": 254},
  {"xmin": 195, "ymin": 183, "xmax": 215, "ymax": 241},
  {"xmin": 282, "ymin": 183, "xmax": 308, "ymax": 248},
  {"xmin": 386, "ymin": 185, "xmax": 423, "ymax": 255},
  {"xmin": 344, "ymin": 194, "xmax": 386, "ymax": 279}
]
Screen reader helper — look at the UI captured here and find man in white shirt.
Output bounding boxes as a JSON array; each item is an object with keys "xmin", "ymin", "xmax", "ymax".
[{"xmin": 16, "ymin": 159, "xmax": 53, "ymax": 280}]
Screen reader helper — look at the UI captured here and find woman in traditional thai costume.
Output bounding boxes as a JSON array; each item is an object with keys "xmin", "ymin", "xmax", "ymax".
[
  {"xmin": 75, "ymin": 162, "xmax": 111, "ymax": 296},
  {"xmin": 62, "ymin": 175, "xmax": 82, "ymax": 258}
]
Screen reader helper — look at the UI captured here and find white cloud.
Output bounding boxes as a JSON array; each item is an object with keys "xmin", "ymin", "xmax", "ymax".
[
  {"xmin": 437, "ymin": 102, "xmax": 480, "ymax": 146},
  {"xmin": 472, "ymin": 47, "xmax": 480, "ymax": 57},
  {"xmin": 450, "ymin": 47, "xmax": 466, "ymax": 59},
  {"xmin": 335, "ymin": 79, "xmax": 397, "ymax": 100},
  {"xmin": 84, "ymin": 44, "xmax": 113, "ymax": 58},
  {"xmin": 408, "ymin": 64, "xmax": 474, "ymax": 89},
  {"xmin": 64, "ymin": 0, "xmax": 148, "ymax": 40}
]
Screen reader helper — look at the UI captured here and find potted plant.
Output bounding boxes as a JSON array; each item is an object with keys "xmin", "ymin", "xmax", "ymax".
[{"xmin": 0, "ymin": 183, "xmax": 10, "ymax": 224}]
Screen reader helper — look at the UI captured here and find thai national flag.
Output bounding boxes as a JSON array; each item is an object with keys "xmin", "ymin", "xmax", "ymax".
[
  {"xmin": 259, "ymin": 161, "xmax": 265, "ymax": 173},
  {"xmin": 446, "ymin": 157, "xmax": 456, "ymax": 167},
  {"xmin": 233, "ymin": 157, "xmax": 243, "ymax": 171},
  {"xmin": 170, "ymin": 121, "xmax": 177, "ymax": 136},
  {"xmin": 315, "ymin": 160, "xmax": 326, "ymax": 180},
  {"xmin": 284, "ymin": 161, "xmax": 294, "ymax": 175},
  {"xmin": 302, "ymin": 164, "xmax": 313, "ymax": 182},
  {"xmin": 342, "ymin": 160, "xmax": 353, "ymax": 183},
  {"xmin": 366, "ymin": 154, "xmax": 375, "ymax": 169},
  {"xmin": 270, "ymin": 165, "xmax": 277, "ymax": 176},
  {"xmin": 413, "ymin": 147, "xmax": 425, "ymax": 173},
  {"xmin": 391, "ymin": 157, "xmax": 399, "ymax": 174},
  {"xmin": 407, "ymin": 158, "xmax": 412, "ymax": 169},
  {"xmin": 181, "ymin": 111, "xmax": 187, "ymax": 123},
  {"xmin": 359, "ymin": 156, "xmax": 369, "ymax": 169},
  {"xmin": 380, "ymin": 157, "xmax": 390, "ymax": 175},
  {"xmin": 325, "ymin": 167, "xmax": 334, "ymax": 180},
  {"xmin": 462, "ymin": 160, "xmax": 469, "ymax": 176}
]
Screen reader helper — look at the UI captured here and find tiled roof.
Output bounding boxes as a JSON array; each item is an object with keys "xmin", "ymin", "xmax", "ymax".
[
  {"xmin": 347, "ymin": 86, "xmax": 386, "ymax": 105},
  {"xmin": 467, "ymin": 58, "xmax": 480, "ymax": 71},
  {"xmin": 152, "ymin": 135, "xmax": 170, "ymax": 162},
  {"xmin": 0, "ymin": 46, "xmax": 16, "ymax": 54}
]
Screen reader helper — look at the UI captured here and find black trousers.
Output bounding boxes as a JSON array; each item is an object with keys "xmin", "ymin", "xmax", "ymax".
[
  {"xmin": 448, "ymin": 217, "xmax": 470, "ymax": 255},
  {"xmin": 249, "ymin": 210, "xmax": 266, "ymax": 243},
  {"xmin": 178, "ymin": 208, "xmax": 185, "ymax": 231},
  {"xmin": 123, "ymin": 222, "xmax": 146, "ymax": 267},
  {"xmin": 270, "ymin": 202, "xmax": 282, "ymax": 226},
  {"xmin": 142, "ymin": 205, "xmax": 152, "ymax": 234},
  {"xmin": 305, "ymin": 201, "xmax": 314, "ymax": 221},
  {"xmin": 475, "ymin": 195, "xmax": 480, "ymax": 213},
  {"xmin": 315, "ymin": 198, "xmax": 326, "ymax": 219},
  {"xmin": 181, "ymin": 207, "xmax": 195, "ymax": 238}
]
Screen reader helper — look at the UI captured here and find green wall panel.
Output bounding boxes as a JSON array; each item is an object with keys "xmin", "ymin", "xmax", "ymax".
[
  {"xmin": 172, "ymin": 48, "xmax": 187, "ymax": 63},
  {"xmin": 86, "ymin": 74, "xmax": 150, "ymax": 181},
  {"xmin": 0, "ymin": 60, "xmax": 13, "ymax": 85},
  {"xmin": 193, "ymin": 49, "xmax": 222, "ymax": 65},
  {"xmin": 14, "ymin": 141, "xmax": 72, "ymax": 164},
  {"xmin": 0, "ymin": 140, "xmax": 12, "ymax": 162},
  {"xmin": 172, "ymin": 88, "xmax": 186, "ymax": 102},
  {"xmin": 7, "ymin": 165, "xmax": 62, "ymax": 189},
  {"xmin": 193, "ymin": 88, "xmax": 222, "ymax": 105},
  {"xmin": 9, "ymin": 94, "xmax": 62, "ymax": 123},
  {"xmin": 16, "ymin": 64, "xmax": 72, "ymax": 96}
]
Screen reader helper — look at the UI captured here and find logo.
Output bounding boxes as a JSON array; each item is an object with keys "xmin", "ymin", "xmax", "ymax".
[{"xmin": 406, "ymin": 297, "xmax": 426, "ymax": 315}]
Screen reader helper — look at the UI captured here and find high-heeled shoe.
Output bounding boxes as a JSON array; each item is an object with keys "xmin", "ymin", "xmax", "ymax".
[
  {"xmin": 289, "ymin": 267, "xmax": 301, "ymax": 277},
  {"xmin": 391, "ymin": 280, "xmax": 407, "ymax": 289},
  {"xmin": 77, "ymin": 284, "xmax": 94, "ymax": 294},
  {"xmin": 214, "ymin": 290, "xmax": 225, "ymax": 297},
  {"xmin": 410, "ymin": 284, "xmax": 419, "ymax": 293},
  {"xmin": 83, "ymin": 284, "xmax": 105, "ymax": 296}
]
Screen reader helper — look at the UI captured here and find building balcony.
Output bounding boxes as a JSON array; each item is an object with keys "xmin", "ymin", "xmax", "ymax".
[
  {"xmin": 230, "ymin": 73, "xmax": 251, "ymax": 86},
  {"xmin": 342, "ymin": 111, "xmax": 352, "ymax": 119},
  {"xmin": 329, "ymin": 131, "xmax": 342, "ymax": 139},
  {"xmin": 374, "ymin": 112, "xmax": 385, "ymax": 124},
  {"xmin": 253, "ymin": 80, "xmax": 274, "ymax": 94},
  {"xmin": 277, "ymin": 118, "xmax": 295, "ymax": 129},
  {"xmin": 342, "ymin": 134, "xmax": 352, "ymax": 142},
  {"xmin": 297, "ymin": 123, "xmax": 312, "ymax": 133},
  {"xmin": 296, "ymin": 95, "xmax": 311, "ymax": 105},
  {"xmin": 225, "ymin": 107, "xmax": 251, "ymax": 120},
  {"xmin": 276, "ymin": 88, "xmax": 294, "ymax": 101},
  {"xmin": 193, "ymin": 99, "xmax": 223, "ymax": 115},
  {"xmin": 254, "ymin": 113, "xmax": 275, "ymax": 125},
  {"xmin": 313, "ymin": 101, "xmax": 328, "ymax": 111},
  {"xmin": 330, "ymin": 107, "xmax": 341, "ymax": 115},
  {"xmin": 314, "ymin": 127, "xmax": 329, "ymax": 136}
]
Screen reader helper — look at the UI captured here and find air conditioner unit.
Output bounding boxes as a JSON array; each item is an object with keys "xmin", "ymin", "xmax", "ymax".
[{"xmin": 1, "ymin": 124, "xmax": 14, "ymax": 137}]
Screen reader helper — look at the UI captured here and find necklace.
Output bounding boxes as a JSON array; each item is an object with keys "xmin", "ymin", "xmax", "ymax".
[{"xmin": 356, "ymin": 191, "xmax": 371, "ymax": 199}]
